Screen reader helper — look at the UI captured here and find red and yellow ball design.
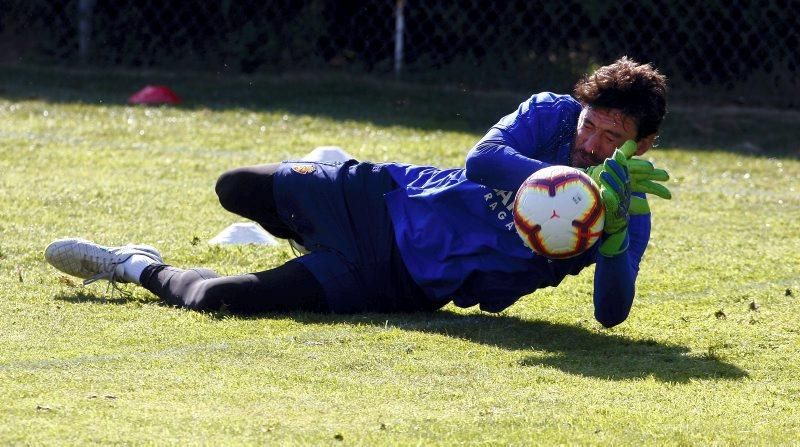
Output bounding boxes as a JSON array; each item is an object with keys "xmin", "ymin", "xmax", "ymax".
[{"xmin": 513, "ymin": 166, "xmax": 605, "ymax": 259}]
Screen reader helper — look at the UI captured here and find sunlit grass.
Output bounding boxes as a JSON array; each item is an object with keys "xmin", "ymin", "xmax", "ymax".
[{"xmin": 0, "ymin": 67, "xmax": 798, "ymax": 445}]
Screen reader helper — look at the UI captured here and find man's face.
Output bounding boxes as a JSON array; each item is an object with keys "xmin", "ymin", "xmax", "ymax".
[{"xmin": 571, "ymin": 107, "xmax": 651, "ymax": 168}]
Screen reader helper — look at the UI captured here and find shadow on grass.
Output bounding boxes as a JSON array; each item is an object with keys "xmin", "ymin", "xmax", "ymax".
[
  {"xmin": 54, "ymin": 289, "xmax": 154, "ymax": 306},
  {"xmin": 7, "ymin": 64, "xmax": 796, "ymax": 158},
  {"xmin": 6, "ymin": 66, "xmax": 800, "ymax": 158},
  {"xmin": 0, "ymin": 64, "xmax": 514, "ymax": 134},
  {"xmin": 659, "ymin": 105, "xmax": 800, "ymax": 158},
  {"xmin": 290, "ymin": 311, "xmax": 748, "ymax": 383},
  {"xmin": 54, "ymin": 288, "xmax": 747, "ymax": 383}
]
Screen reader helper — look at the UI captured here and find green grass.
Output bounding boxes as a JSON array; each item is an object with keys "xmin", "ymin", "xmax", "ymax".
[{"xmin": 1, "ymin": 65, "xmax": 799, "ymax": 445}]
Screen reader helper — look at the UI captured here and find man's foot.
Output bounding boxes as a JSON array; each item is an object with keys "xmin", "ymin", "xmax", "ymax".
[{"xmin": 44, "ymin": 238, "xmax": 163, "ymax": 285}]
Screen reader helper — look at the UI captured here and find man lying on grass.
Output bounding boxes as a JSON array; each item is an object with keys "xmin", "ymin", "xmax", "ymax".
[{"xmin": 45, "ymin": 56, "xmax": 672, "ymax": 328}]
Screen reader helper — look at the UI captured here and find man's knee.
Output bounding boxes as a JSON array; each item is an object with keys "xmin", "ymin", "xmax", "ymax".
[
  {"xmin": 215, "ymin": 164, "xmax": 280, "ymax": 214},
  {"xmin": 215, "ymin": 168, "xmax": 246, "ymax": 212}
]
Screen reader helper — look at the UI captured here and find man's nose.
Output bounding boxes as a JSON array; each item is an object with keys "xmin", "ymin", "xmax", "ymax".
[{"xmin": 583, "ymin": 134, "xmax": 599, "ymax": 154}]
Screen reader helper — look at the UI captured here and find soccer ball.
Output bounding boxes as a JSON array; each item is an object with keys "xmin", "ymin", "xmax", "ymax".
[{"xmin": 513, "ymin": 165, "xmax": 605, "ymax": 259}]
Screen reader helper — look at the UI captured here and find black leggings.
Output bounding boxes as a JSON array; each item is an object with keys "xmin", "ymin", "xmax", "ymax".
[{"xmin": 140, "ymin": 164, "xmax": 328, "ymax": 313}]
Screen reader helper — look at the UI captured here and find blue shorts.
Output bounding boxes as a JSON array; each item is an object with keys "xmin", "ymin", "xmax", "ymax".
[{"xmin": 272, "ymin": 160, "xmax": 444, "ymax": 313}]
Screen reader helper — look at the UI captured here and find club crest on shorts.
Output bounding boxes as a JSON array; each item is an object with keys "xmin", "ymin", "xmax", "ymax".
[{"xmin": 291, "ymin": 164, "xmax": 316, "ymax": 174}]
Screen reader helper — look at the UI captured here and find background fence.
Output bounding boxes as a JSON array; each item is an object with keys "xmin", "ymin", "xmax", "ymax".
[{"xmin": 1, "ymin": 0, "xmax": 798, "ymax": 107}]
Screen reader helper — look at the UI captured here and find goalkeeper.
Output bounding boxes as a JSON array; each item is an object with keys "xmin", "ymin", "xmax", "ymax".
[{"xmin": 45, "ymin": 57, "xmax": 671, "ymax": 328}]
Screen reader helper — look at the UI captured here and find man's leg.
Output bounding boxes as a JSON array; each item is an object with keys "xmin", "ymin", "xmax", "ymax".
[
  {"xmin": 139, "ymin": 261, "xmax": 327, "ymax": 313},
  {"xmin": 214, "ymin": 163, "xmax": 302, "ymax": 241},
  {"xmin": 45, "ymin": 238, "xmax": 327, "ymax": 314}
]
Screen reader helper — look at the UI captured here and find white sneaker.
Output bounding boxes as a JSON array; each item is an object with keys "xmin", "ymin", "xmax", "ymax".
[{"xmin": 44, "ymin": 238, "xmax": 163, "ymax": 286}]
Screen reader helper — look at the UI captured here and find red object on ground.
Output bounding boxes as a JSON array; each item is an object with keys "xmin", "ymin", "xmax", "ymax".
[{"xmin": 128, "ymin": 85, "xmax": 182, "ymax": 105}]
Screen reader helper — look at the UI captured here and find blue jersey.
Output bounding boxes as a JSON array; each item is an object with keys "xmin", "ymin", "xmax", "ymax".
[{"xmin": 383, "ymin": 92, "xmax": 649, "ymax": 326}]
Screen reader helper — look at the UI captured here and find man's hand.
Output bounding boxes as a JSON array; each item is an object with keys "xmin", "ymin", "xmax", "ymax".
[
  {"xmin": 628, "ymin": 158, "xmax": 671, "ymax": 204},
  {"xmin": 583, "ymin": 140, "xmax": 672, "ymax": 216},
  {"xmin": 597, "ymin": 148, "xmax": 632, "ymax": 256},
  {"xmin": 588, "ymin": 140, "xmax": 673, "ymax": 256},
  {"xmin": 584, "ymin": 141, "xmax": 672, "ymax": 215}
]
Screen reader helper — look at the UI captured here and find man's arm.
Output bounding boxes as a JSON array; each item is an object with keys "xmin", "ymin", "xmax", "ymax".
[
  {"xmin": 465, "ymin": 127, "xmax": 551, "ymax": 191},
  {"xmin": 592, "ymin": 210, "xmax": 650, "ymax": 328},
  {"xmin": 589, "ymin": 141, "xmax": 670, "ymax": 327},
  {"xmin": 464, "ymin": 93, "xmax": 581, "ymax": 191}
]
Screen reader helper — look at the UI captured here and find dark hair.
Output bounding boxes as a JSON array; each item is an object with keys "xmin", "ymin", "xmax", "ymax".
[{"xmin": 573, "ymin": 56, "xmax": 668, "ymax": 139}]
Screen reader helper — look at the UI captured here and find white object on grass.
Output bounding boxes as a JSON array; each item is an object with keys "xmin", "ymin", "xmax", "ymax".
[
  {"xmin": 209, "ymin": 222, "xmax": 279, "ymax": 246},
  {"xmin": 301, "ymin": 146, "xmax": 355, "ymax": 162}
]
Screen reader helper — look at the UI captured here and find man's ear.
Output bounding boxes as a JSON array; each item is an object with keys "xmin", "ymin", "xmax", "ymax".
[{"xmin": 635, "ymin": 134, "xmax": 657, "ymax": 156}]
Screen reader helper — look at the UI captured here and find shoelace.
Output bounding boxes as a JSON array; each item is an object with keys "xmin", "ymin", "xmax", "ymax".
[{"xmin": 82, "ymin": 254, "xmax": 130, "ymax": 297}]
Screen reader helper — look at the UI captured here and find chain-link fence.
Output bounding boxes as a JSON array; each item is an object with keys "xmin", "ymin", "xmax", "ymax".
[{"xmin": 2, "ymin": 0, "xmax": 798, "ymax": 107}]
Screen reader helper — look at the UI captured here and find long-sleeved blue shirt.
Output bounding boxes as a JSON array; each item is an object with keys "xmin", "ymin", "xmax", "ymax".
[{"xmin": 383, "ymin": 92, "xmax": 650, "ymax": 327}]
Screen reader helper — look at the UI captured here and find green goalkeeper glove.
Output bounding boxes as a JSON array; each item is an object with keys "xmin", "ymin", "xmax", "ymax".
[
  {"xmin": 627, "ymin": 157, "xmax": 671, "ymax": 198},
  {"xmin": 595, "ymin": 140, "xmax": 673, "ymax": 256},
  {"xmin": 583, "ymin": 140, "xmax": 672, "ymax": 216},
  {"xmin": 597, "ymin": 148, "xmax": 633, "ymax": 256}
]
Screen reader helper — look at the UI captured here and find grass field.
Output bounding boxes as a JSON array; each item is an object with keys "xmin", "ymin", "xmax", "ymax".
[{"xmin": 1, "ymin": 65, "xmax": 799, "ymax": 445}]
